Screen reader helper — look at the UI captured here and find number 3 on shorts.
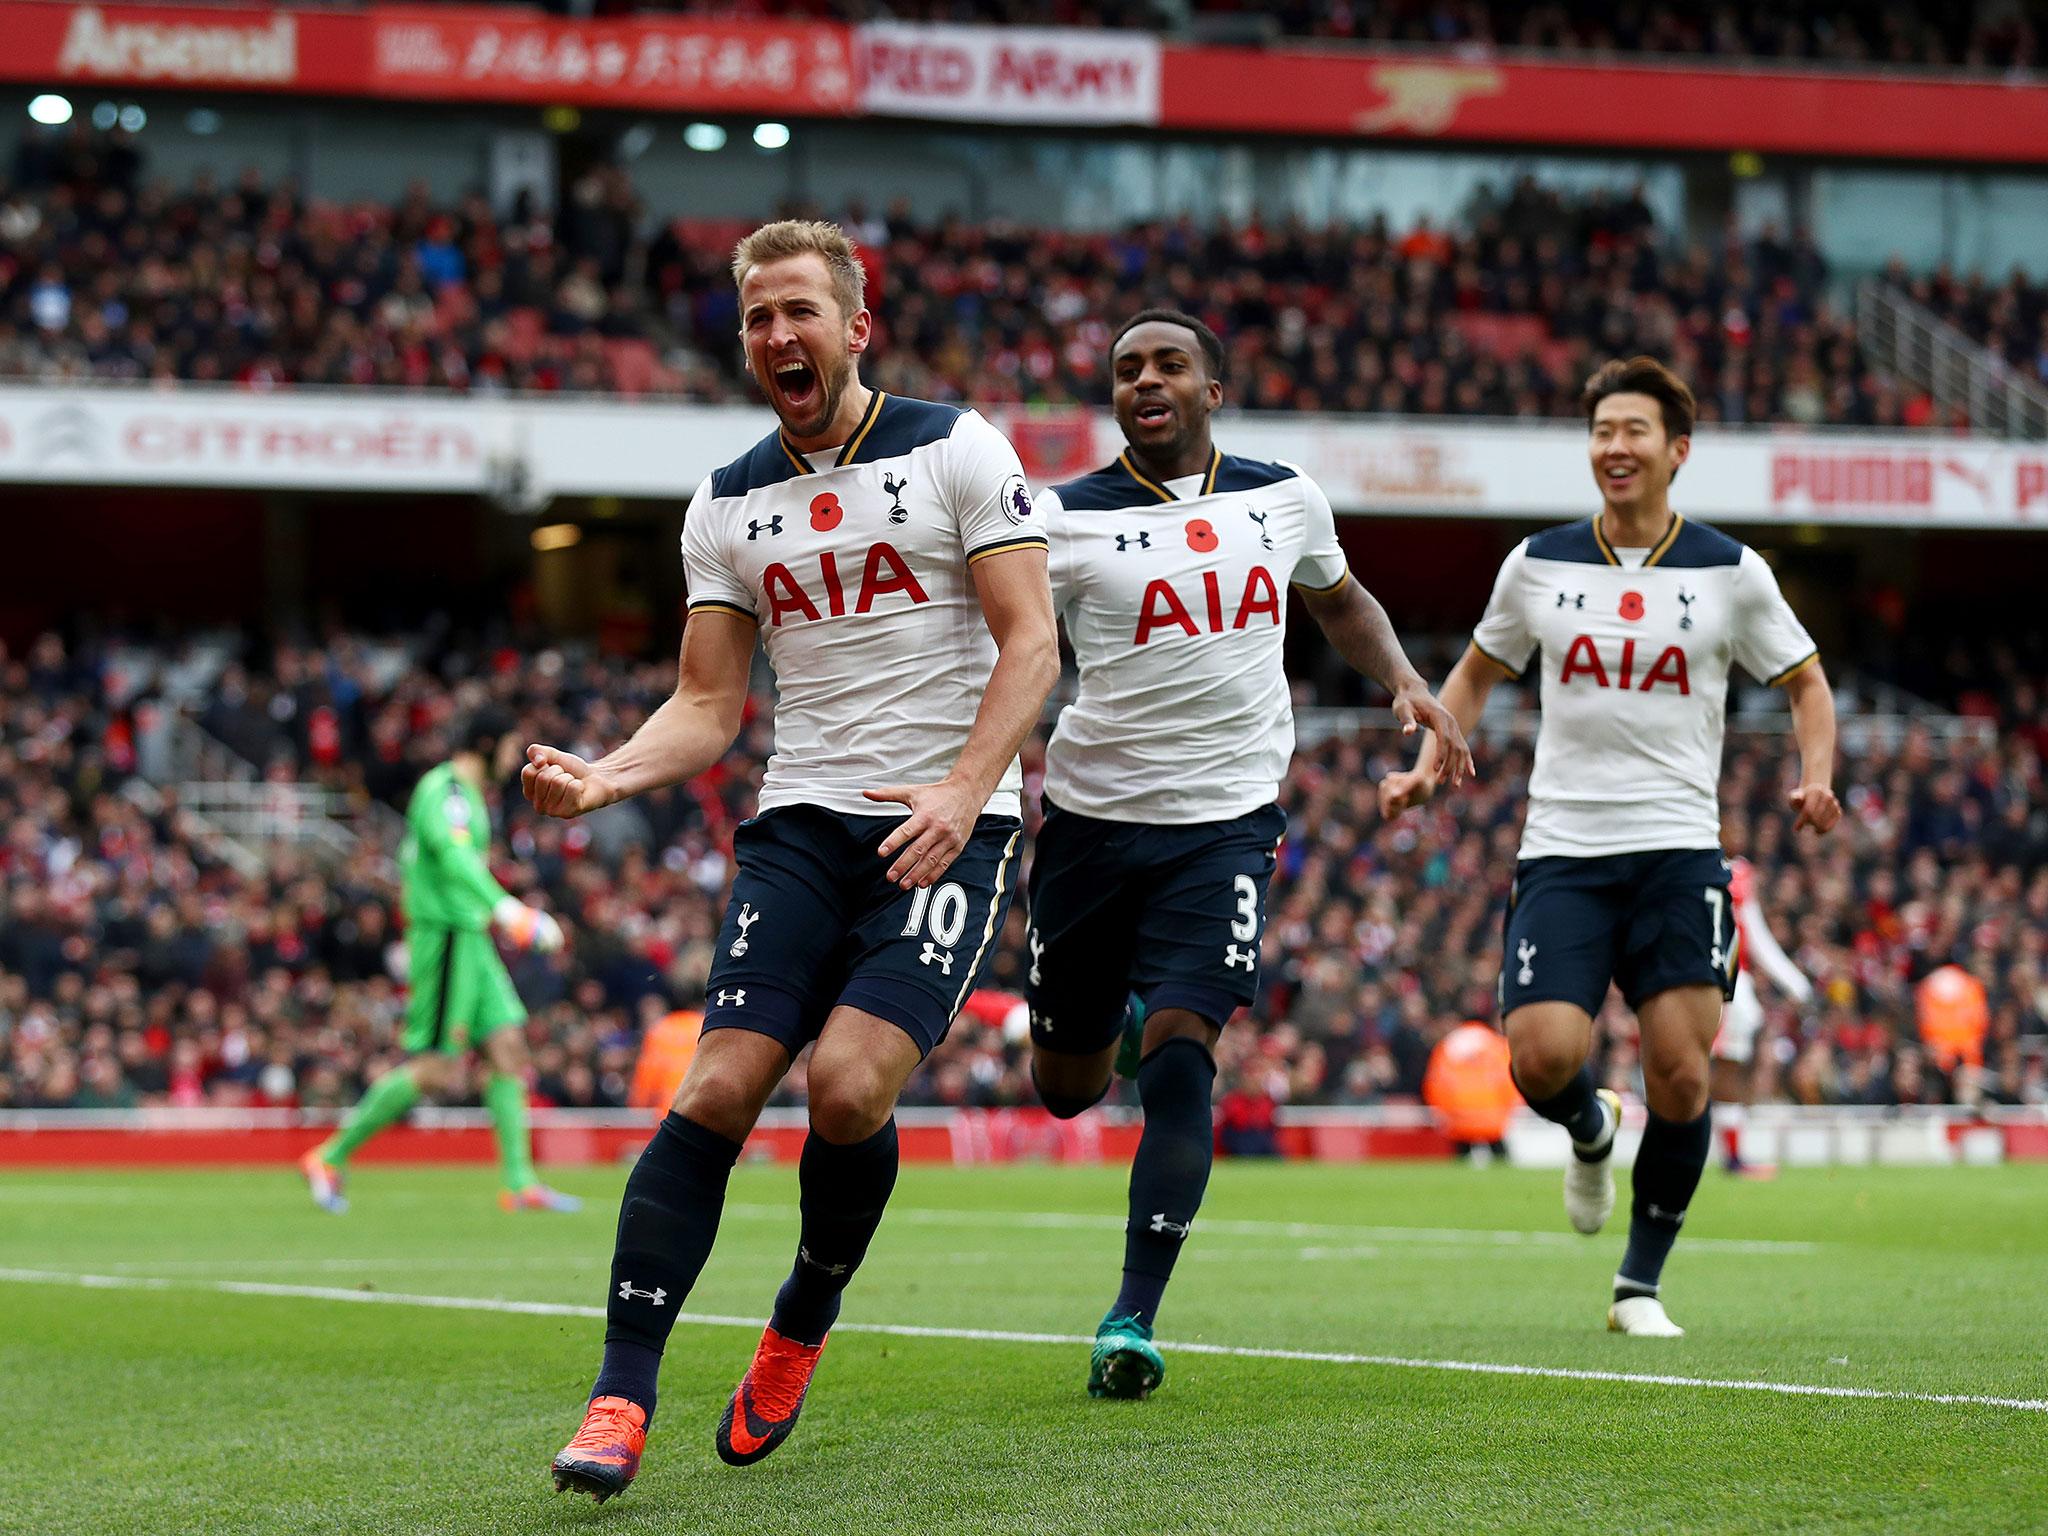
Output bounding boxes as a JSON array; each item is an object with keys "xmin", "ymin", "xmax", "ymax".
[
  {"xmin": 1230, "ymin": 874, "xmax": 1258, "ymax": 941},
  {"xmin": 901, "ymin": 882, "xmax": 968, "ymax": 946}
]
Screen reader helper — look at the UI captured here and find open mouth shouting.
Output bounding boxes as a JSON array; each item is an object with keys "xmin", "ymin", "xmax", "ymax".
[{"xmin": 771, "ymin": 356, "xmax": 820, "ymax": 415}]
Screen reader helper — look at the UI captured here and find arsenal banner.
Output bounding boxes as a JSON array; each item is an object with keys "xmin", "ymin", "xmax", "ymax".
[{"xmin": 2, "ymin": 4, "xmax": 2044, "ymax": 162}]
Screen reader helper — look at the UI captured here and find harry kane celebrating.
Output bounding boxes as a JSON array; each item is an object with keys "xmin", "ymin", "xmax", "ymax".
[
  {"xmin": 528, "ymin": 220, "xmax": 1056, "ymax": 1499},
  {"xmin": 1381, "ymin": 356, "xmax": 1839, "ymax": 1337},
  {"xmin": 1028, "ymin": 309, "xmax": 1470, "ymax": 1397}
]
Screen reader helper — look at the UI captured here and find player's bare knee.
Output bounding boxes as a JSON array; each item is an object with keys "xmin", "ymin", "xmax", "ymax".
[
  {"xmin": 1645, "ymin": 1059, "xmax": 1709, "ymax": 1120},
  {"xmin": 1508, "ymin": 1037, "xmax": 1580, "ymax": 1099},
  {"xmin": 806, "ymin": 1069, "xmax": 894, "ymax": 1145},
  {"xmin": 1030, "ymin": 1042, "xmax": 1113, "ymax": 1118},
  {"xmin": 673, "ymin": 1067, "xmax": 767, "ymax": 1144},
  {"xmin": 484, "ymin": 1030, "xmax": 529, "ymax": 1077},
  {"xmin": 1140, "ymin": 1007, "xmax": 1219, "ymax": 1057}
]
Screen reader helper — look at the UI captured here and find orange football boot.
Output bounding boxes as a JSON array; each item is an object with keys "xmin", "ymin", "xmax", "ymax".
[
  {"xmin": 551, "ymin": 1395, "xmax": 648, "ymax": 1503},
  {"xmin": 714, "ymin": 1326, "xmax": 827, "ymax": 1467},
  {"xmin": 300, "ymin": 1150, "xmax": 347, "ymax": 1214},
  {"xmin": 499, "ymin": 1184, "xmax": 583, "ymax": 1213}
]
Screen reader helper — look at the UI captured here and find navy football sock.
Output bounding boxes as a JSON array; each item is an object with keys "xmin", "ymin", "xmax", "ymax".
[
  {"xmin": 1516, "ymin": 1064, "xmax": 1610, "ymax": 1155},
  {"xmin": 1113, "ymin": 1037, "xmax": 1216, "ymax": 1329},
  {"xmin": 593, "ymin": 1111, "xmax": 744, "ymax": 1418},
  {"xmin": 1616, "ymin": 1108, "xmax": 1712, "ymax": 1296},
  {"xmin": 769, "ymin": 1119, "xmax": 900, "ymax": 1347}
]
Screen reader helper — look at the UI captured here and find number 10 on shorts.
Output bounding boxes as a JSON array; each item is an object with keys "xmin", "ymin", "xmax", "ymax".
[{"xmin": 902, "ymin": 883, "xmax": 969, "ymax": 946}]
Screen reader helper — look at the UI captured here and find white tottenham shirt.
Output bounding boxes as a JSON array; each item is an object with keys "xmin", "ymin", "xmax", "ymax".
[
  {"xmin": 1040, "ymin": 448, "xmax": 1351, "ymax": 823},
  {"xmin": 1470, "ymin": 514, "xmax": 1818, "ymax": 860},
  {"xmin": 681, "ymin": 392, "xmax": 1047, "ymax": 819}
]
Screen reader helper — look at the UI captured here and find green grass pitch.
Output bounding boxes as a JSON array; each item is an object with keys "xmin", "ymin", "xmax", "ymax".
[{"xmin": 2, "ymin": 1159, "xmax": 2044, "ymax": 1534}]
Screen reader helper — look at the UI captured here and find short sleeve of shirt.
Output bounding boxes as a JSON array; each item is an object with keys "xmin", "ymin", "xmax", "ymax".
[
  {"xmin": 1038, "ymin": 487, "xmax": 1075, "ymax": 620},
  {"xmin": 1287, "ymin": 469, "xmax": 1350, "ymax": 594},
  {"xmin": 942, "ymin": 410, "xmax": 1049, "ymax": 564},
  {"xmin": 679, "ymin": 476, "xmax": 754, "ymax": 619},
  {"xmin": 1470, "ymin": 541, "xmax": 1536, "ymax": 678},
  {"xmin": 1730, "ymin": 546, "xmax": 1819, "ymax": 685}
]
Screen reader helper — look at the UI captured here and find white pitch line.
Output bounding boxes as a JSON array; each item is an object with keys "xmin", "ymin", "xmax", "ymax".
[
  {"xmin": 724, "ymin": 1203, "xmax": 1818, "ymax": 1255},
  {"xmin": 1, "ymin": 1265, "xmax": 2038, "ymax": 1415}
]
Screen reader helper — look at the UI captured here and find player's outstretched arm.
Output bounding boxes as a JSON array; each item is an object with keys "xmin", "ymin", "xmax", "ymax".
[
  {"xmin": 1302, "ymin": 577, "xmax": 1474, "ymax": 791},
  {"xmin": 523, "ymin": 609, "xmax": 757, "ymax": 819},
  {"xmin": 868, "ymin": 546, "xmax": 1058, "ymax": 889},
  {"xmin": 1780, "ymin": 659, "xmax": 1841, "ymax": 835},
  {"xmin": 1377, "ymin": 644, "xmax": 1506, "ymax": 820}
]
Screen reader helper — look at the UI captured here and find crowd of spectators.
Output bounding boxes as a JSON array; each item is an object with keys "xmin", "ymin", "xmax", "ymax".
[
  {"xmin": 3, "ymin": 627, "xmax": 2043, "ymax": 1126},
  {"xmin": 1881, "ymin": 257, "xmax": 2048, "ymax": 390},
  {"xmin": 0, "ymin": 130, "xmax": 1988, "ymax": 429}
]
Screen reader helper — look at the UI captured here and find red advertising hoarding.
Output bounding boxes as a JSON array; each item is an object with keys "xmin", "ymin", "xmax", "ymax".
[
  {"xmin": 0, "ymin": 3, "xmax": 2044, "ymax": 164},
  {"xmin": 1158, "ymin": 48, "xmax": 2048, "ymax": 163},
  {"xmin": 0, "ymin": 2, "xmax": 858, "ymax": 115}
]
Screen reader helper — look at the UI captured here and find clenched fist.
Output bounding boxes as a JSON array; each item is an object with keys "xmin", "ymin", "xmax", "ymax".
[{"xmin": 522, "ymin": 744, "xmax": 619, "ymax": 820}]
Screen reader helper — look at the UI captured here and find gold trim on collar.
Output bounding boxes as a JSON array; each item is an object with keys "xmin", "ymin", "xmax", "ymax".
[
  {"xmin": 836, "ymin": 390, "xmax": 888, "ymax": 467},
  {"xmin": 1199, "ymin": 447, "xmax": 1221, "ymax": 498},
  {"xmin": 1118, "ymin": 451, "xmax": 1176, "ymax": 504},
  {"xmin": 1643, "ymin": 514, "xmax": 1685, "ymax": 568}
]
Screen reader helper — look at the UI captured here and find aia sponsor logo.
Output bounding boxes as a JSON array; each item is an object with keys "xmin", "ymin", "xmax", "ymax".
[
  {"xmin": 1133, "ymin": 567, "xmax": 1280, "ymax": 644},
  {"xmin": 762, "ymin": 543, "xmax": 928, "ymax": 626},
  {"xmin": 1559, "ymin": 636, "xmax": 1690, "ymax": 694}
]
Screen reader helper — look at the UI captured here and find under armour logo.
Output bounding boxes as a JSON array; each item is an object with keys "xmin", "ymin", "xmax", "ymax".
[
  {"xmin": 1556, "ymin": 592, "xmax": 1584, "ymax": 609},
  {"xmin": 747, "ymin": 516, "xmax": 783, "ymax": 540},
  {"xmin": 1224, "ymin": 944, "xmax": 1255, "ymax": 971},
  {"xmin": 1646, "ymin": 1203, "xmax": 1687, "ymax": 1227},
  {"xmin": 1516, "ymin": 940, "xmax": 1537, "ymax": 986},
  {"xmin": 1678, "ymin": 586, "xmax": 1696, "ymax": 630},
  {"xmin": 1027, "ymin": 929, "xmax": 1044, "ymax": 987},
  {"xmin": 618, "ymin": 1281, "xmax": 667, "ymax": 1306},
  {"xmin": 1115, "ymin": 531, "xmax": 1151, "ymax": 552},
  {"xmin": 919, "ymin": 943, "xmax": 954, "ymax": 975},
  {"xmin": 1247, "ymin": 508, "xmax": 1273, "ymax": 549},
  {"xmin": 1148, "ymin": 1213, "xmax": 1191, "ymax": 1238},
  {"xmin": 729, "ymin": 903, "xmax": 760, "ymax": 958},
  {"xmin": 716, "ymin": 988, "xmax": 747, "ymax": 1007},
  {"xmin": 799, "ymin": 1245, "xmax": 849, "ymax": 1277},
  {"xmin": 882, "ymin": 472, "xmax": 910, "ymax": 525}
]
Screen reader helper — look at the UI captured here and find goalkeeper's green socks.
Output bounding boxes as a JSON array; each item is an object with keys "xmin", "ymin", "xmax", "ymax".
[
  {"xmin": 322, "ymin": 1066, "xmax": 421, "ymax": 1166},
  {"xmin": 485, "ymin": 1072, "xmax": 538, "ymax": 1192}
]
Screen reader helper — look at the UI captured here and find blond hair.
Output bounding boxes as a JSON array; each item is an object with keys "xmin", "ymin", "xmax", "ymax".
[{"xmin": 730, "ymin": 219, "xmax": 866, "ymax": 320}]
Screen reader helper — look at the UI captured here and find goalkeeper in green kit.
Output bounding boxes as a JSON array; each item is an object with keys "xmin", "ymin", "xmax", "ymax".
[{"xmin": 301, "ymin": 711, "xmax": 580, "ymax": 1214}]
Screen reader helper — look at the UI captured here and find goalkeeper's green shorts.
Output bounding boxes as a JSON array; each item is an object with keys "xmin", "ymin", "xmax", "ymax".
[{"xmin": 402, "ymin": 925, "xmax": 526, "ymax": 1054}]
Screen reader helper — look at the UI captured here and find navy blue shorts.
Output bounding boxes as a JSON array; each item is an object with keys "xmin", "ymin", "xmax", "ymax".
[
  {"xmin": 701, "ymin": 805, "xmax": 1024, "ymax": 1059},
  {"xmin": 1499, "ymin": 848, "xmax": 1738, "ymax": 1018},
  {"xmin": 1025, "ymin": 796, "xmax": 1285, "ymax": 1055}
]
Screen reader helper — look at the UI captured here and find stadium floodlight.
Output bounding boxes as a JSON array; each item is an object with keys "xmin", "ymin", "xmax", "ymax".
[
  {"xmin": 186, "ymin": 109, "xmax": 222, "ymax": 136},
  {"xmin": 618, "ymin": 124, "xmax": 654, "ymax": 161},
  {"xmin": 92, "ymin": 101, "xmax": 118, "ymax": 130},
  {"xmin": 684, "ymin": 122, "xmax": 727, "ymax": 152},
  {"xmin": 118, "ymin": 104, "xmax": 145, "ymax": 132},
  {"xmin": 27, "ymin": 94, "xmax": 72, "ymax": 126},
  {"xmin": 753, "ymin": 122, "xmax": 791, "ymax": 151}
]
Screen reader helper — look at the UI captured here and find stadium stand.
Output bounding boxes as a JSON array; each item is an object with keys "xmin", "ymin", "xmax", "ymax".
[
  {"xmin": 4, "ymin": 135, "xmax": 2032, "ymax": 426},
  {"xmin": 338, "ymin": 0, "xmax": 2045, "ymax": 73},
  {"xmin": 4, "ymin": 630, "xmax": 2041, "ymax": 1118}
]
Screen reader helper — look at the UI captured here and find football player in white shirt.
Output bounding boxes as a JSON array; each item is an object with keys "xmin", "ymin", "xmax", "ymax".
[
  {"xmin": 1381, "ymin": 356, "xmax": 1840, "ymax": 1338},
  {"xmin": 1028, "ymin": 310, "xmax": 1470, "ymax": 1398},
  {"xmin": 526, "ymin": 220, "xmax": 1057, "ymax": 1498},
  {"xmin": 1711, "ymin": 843, "xmax": 1814, "ymax": 1176}
]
